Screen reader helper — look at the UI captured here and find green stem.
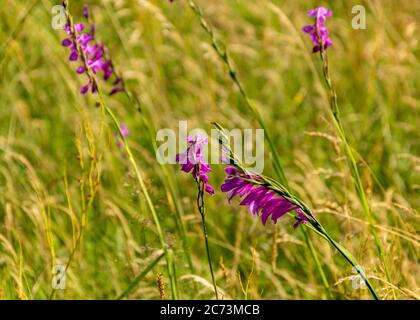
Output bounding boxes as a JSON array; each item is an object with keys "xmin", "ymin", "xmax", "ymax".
[
  {"xmin": 145, "ymin": 119, "xmax": 195, "ymax": 275},
  {"xmin": 116, "ymin": 252, "xmax": 164, "ymax": 300},
  {"xmin": 319, "ymin": 49, "xmax": 392, "ymax": 299},
  {"xmin": 215, "ymin": 123, "xmax": 380, "ymax": 300},
  {"xmin": 196, "ymin": 179, "xmax": 218, "ymax": 299},
  {"xmin": 299, "ymin": 200, "xmax": 380, "ymax": 299},
  {"xmin": 49, "ymin": 140, "xmax": 95, "ymax": 299},
  {"xmin": 302, "ymin": 229, "xmax": 334, "ymax": 299},
  {"xmin": 104, "ymin": 99, "xmax": 179, "ymax": 300},
  {"xmin": 312, "ymin": 223, "xmax": 380, "ymax": 300}
]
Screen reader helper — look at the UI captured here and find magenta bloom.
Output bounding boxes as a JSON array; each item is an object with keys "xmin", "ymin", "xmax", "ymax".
[
  {"xmin": 302, "ymin": 7, "xmax": 333, "ymax": 53},
  {"xmin": 176, "ymin": 134, "xmax": 215, "ymax": 195},
  {"xmin": 221, "ymin": 167, "xmax": 307, "ymax": 227},
  {"xmin": 61, "ymin": 6, "xmax": 123, "ymax": 95},
  {"xmin": 115, "ymin": 124, "xmax": 130, "ymax": 149}
]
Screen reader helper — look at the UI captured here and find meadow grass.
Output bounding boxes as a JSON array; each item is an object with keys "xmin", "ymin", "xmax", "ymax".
[{"xmin": 0, "ymin": 0, "xmax": 418, "ymax": 299}]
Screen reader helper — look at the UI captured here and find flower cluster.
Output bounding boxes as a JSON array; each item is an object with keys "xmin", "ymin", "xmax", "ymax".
[
  {"xmin": 302, "ymin": 7, "xmax": 333, "ymax": 53},
  {"xmin": 221, "ymin": 167, "xmax": 308, "ymax": 227},
  {"xmin": 61, "ymin": 6, "xmax": 123, "ymax": 95},
  {"xmin": 176, "ymin": 134, "xmax": 215, "ymax": 195}
]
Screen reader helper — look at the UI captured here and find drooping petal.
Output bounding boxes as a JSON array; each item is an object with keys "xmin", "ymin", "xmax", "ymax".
[
  {"xmin": 293, "ymin": 208, "xmax": 308, "ymax": 228},
  {"xmin": 302, "ymin": 25, "xmax": 314, "ymax": 33},
  {"xmin": 199, "ymin": 173, "xmax": 209, "ymax": 183},
  {"xmin": 222, "ymin": 168, "xmax": 306, "ymax": 227},
  {"xmin": 227, "ymin": 181, "xmax": 253, "ymax": 202},
  {"xmin": 74, "ymin": 23, "xmax": 85, "ymax": 33},
  {"xmin": 80, "ymin": 84, "xmax": 90, "ymax": 94},
  {"xmin": 180, "ymin": 162, "xmax": 194, "ymax": 173},
  {"xmin": 62, "ymin": 38, "xmax": 72, "ymax": 47},
  {"xmin": 270, "ymin": 202, "xmax": 296, "ymax": 223},
  {"xmin": 224, "ymin": 167, "xmax": 237, "ymax": 176},
  {"xmin": 113, "ymin": 77, "xmax": 123, "ymax": 85},
  {"xmin": 110, "ymin": 87, "xmax": 124, "ymax": 95},
  {"xmin": 261, "ymin": 199, "xmax": 282, "ymax": 225},
  {"xmin": 324, "ymin": 38, "xmax": 333, "ymax": 48},
  {"xmin": 221, "ymin": 177, "xmax": 243, "ymax": 192},
  {"xmin": 204, "ymin": 184, "xmax": 215, "ymax": 195},
  {"xmin": 239, "ymin": 186, "xmax": 266, "ymax": 206},
  {"xmin": 69, "ymin": 50, "xmax": 78, "ymax": 61}
]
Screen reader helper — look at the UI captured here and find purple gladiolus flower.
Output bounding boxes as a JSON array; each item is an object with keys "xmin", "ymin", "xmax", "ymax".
[
  {"xmin": 221, "ymin": 166, "xmax": 308, "ymax": 227},
  {"xmin": 176, "ymin": 134, "xmax": 215, "ymax": 195},
  {"xmin": 61, "ymin": 6, "xmax": 124, "ymax": 96},
  {"xmin": 302, "ymin": 7, "xmax": 333, "ymax": 53}
]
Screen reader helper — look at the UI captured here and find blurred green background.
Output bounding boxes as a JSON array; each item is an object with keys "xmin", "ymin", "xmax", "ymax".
[{"xmin": 0, "ymin": 0, "xmax": 418, "ymax": 299}]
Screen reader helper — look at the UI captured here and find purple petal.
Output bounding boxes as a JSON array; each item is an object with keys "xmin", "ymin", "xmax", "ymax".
[
  {"xmin": 110, "ymin": 87, "xmax": 124, "ymax": 95},
  {"xmin": 228, "ymin": 183, "xmax": 253, "ymax": 202},
  {"xmin": 176, "ymin": 151, "xmax": 187, "ymax": 164},
  {"xmin": 204, "ymin": 184, "xmax": 215, "ymax": 195},
  {"xmin": 324, "ymin": 39, "xmax": 333, "ymax": 48},
  {"xmin": 63, "ymin": 24, "xmax": 71, "ymax": 35},
  {"xmin": 69, "ymin": 51, "xmax": 78, "ymax": 61},
  {"xmin": 221, "ymin": 177, "xmax": 243, "ymax": 193},
  {"xmin": 302, "ymin": 25, "xmax": 314, "ymax": 33},
  {"xmin": 62, "ymin": 38, "xmax": 72, "ymax": 47},
  {"xmin": 91, "ymin": 83, "xmax": 97, "ymax": 93},
  {"xmin": 74, "ymin": 23, "xmax": 85, "ymax": 33},
  {"xmin": 271, "ymin": 202, "xmax": 296, "ymax": 223},
  {"xmin": 80, "ymin": 84, "xmax": 89, "ymax": 94},
  {"xmin": 180, "ymin": 162, "xmax": 194, "ymax": 173},
  {"xmin": 239, "ymin": 186, "xmax": 266, "ymax": 206},
  {"xmin": 113, "ymin": 77, "xmax": 123, "ymax": 85},
  {"xmin": 224, "ymin": 167, "xmax": 237, "ymax": 176},
  {"xmin": 199, "ymin": 173, "xmax": 209, "ymax": 183}
]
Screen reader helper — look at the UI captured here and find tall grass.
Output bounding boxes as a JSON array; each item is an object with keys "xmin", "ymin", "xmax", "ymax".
[
  {"xmin": 318, "ymin": 48, "xmax": 392, "ymax": 298},
  {"xmin": 59, "ymin": 0, "xmax": 179, "ymax": 299},
  {"xmin": 0, "ymin": 0, "xmax": 418, "ymax": 300},
  {"xmin": 186, "ymin": 0, "xmax": 335, "ymax": 299},
  {"xmin": 214, "ymin": 122, "xmax": 379, "ymax": 299}
]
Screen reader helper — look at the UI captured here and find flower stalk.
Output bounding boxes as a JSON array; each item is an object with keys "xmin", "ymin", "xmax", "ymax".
[
  {"xmin": 196, "ymin": 178, "xmax": 219, "ymax": 299},
  {"xmin": 319, "ymin": 48, "xmax": 392, "ymax": 299},
  {"xmin": 214, "ymin": 122, "xmax": 380, "ymax": 300},
  {"xmin": 176, "ymin": 135, "xmax": 218, "ymax": 299}
]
